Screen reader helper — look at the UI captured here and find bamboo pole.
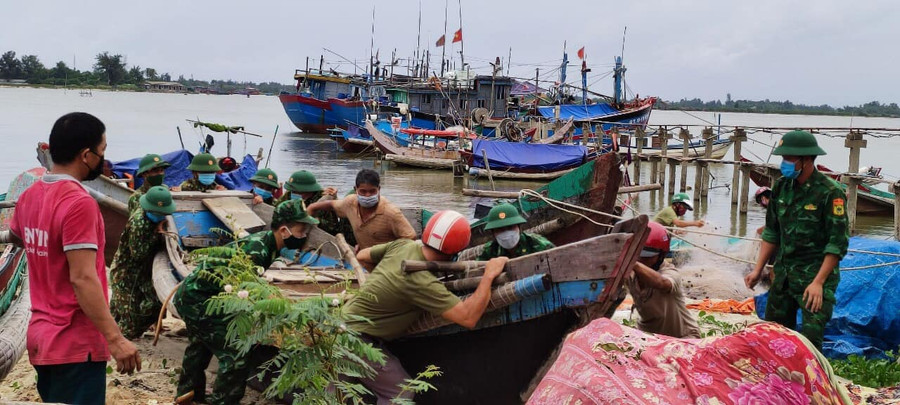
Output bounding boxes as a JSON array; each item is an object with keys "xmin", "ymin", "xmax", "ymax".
[
  {"xmin": 679, "ymin": 128, "xmax": 691, "ymax": 192},
  {"xmin": 667, "ymin": 159, "xmax": 677, "ymax": 195},
  {"xmin": 701, "ymin": 128, "xmax": 714, "ymax": 197},
  {"xmin": 844, "ymin": 130, "xmax": 867, "ymax": 232},
  {"xmin": 730, "ymin": 128, "xmax": 747, "ymax": 205},
  {"xmin": 658, "ymin": 127, "xmax": 669, "ymax": 191},
  {"xmin": 336, "ymin": 234, "xmax": 366, "ymax": 284},
  {"xmin": 482, "ymin": 149, "xmax": 496, "ymax": 191}
]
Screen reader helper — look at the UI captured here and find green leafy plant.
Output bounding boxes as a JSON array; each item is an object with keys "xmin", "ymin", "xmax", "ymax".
[
  {"xmin": 620, "ymin": 317, "xmax": 637, "ymax": 328},
  {"xmin": 697, "ymin": 311, "xmax": 749, "ymax": 337},
  {"xmin": 391, "ymin": 365, "xmax": 442, "ymax": 405},
  {"xmin": 191, "ymin": 243, "xmax": 393, "ymax": 404},
  {"xmin": 832, "ymin": 351, "xmax": 900, "ymax": 388}
]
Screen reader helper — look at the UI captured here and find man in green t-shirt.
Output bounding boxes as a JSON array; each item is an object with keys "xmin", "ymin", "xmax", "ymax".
[
  {"xmin": 343, "ymin": 210, "xmax": 508, "ymax": 403},
  {"xmin": 654, "ymin": 193, "xmax": 705, "ymax": 229}
]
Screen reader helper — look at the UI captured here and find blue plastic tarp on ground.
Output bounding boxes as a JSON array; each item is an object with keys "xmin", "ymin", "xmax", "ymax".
[
  {"xmin": 537, "ymin": 103, "xmax": 619, "ymax": 121},
  {"xmin": 471, "ymin": 139, "xmax": 588, "ymax": 171},
  {"xmin": 754, "ymin": 236, "xmax": 900, "ymax": 359},
  {"xmin": 111, "ymin": 150, "xmax": 258, "ymax": 191}
]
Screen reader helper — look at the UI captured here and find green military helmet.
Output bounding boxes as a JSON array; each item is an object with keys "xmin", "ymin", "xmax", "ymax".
[
  {"xmin": 139, "ymin": 186, "xmax": 176, "ymax": 215},
  {"xmin": 186, "ymin": 153, "xmax": 220, "ymax": 172},
  {"xmin": 250, "ymin": 168, "xmax": 280, "ymax": 188},
  {"xmin": 672, "ymin": 192, "xmax": 693, "ymax": 210},
  {"xmin": 136, "ymin": 153, "xmax": 172, "ymax": 176},
  {"xmin": 483, "ymin": 203, "xmax": 527, "ymax": 231},
  {"xmin": 772, "ymin": 130, "xmax": 827, "ymax": 156},
  {"xmin": 272, "ymin": 199, "xmax": 320, "ymax": 227},
  {"xmin": 284, "ymin": 170, "xmax": 323, "ymax": 193}
]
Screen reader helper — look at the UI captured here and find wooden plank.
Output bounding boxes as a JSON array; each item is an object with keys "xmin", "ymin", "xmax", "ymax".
[
  {"xmin": 202, "ymin": 197, "xmax": 266, "ymax": 238},
  {"xmin": 338, "ymin": 234, "xmax": 366, "ymax": 284},
  {"xmin": 264, "ymin": 269, "xmax": 354, "ymax": 283},
  {"xmin": 468, "ymin": 167, "xmax": 573, "ymax": 180},
  {"xmin": 404, "ymin": 232, "xmax": 630, "ymax": 282}
]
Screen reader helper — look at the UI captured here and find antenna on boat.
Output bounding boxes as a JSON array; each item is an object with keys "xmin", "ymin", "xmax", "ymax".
[
  {"xmin": 440, "ymin": 0, "xmax": 449, "ymax": 76},
  {"xmin": 369, "ymin": 5, "xmax": 376, "ymax": 83},
  {"xmin": 415, "ymin": 0, "xmax": 422, "ymax": 77},
  {"xmin": 458, "ymin": 0, "xmax": 465, "ymax": 69}
]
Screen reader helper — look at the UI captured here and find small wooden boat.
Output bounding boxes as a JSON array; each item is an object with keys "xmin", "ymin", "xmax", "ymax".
[
  {"xmin": 332, "ymin": 124, "xmax": 375, "ymax": 154},
  {"xmin": 741, "ymin": 156, "xmax": 894, "ymax": 216},
  {"xmin": 367, "ymin": 120, "xmax": 462, "ymax": 170},
  {"xmin": 635, "ymin": 138, "xmax": 733, "ymax": 159}
]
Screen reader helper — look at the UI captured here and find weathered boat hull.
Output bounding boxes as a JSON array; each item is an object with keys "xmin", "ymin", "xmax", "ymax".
[
  {"xmin": 279, "ymin": 94, "xmax": 367, "ymax": 133},
  {"xmin": 367, "ymin": 120, "xmax": 461, "ymax": 170}
]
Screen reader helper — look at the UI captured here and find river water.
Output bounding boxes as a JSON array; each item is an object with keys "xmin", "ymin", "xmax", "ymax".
[{"xmin": 2, "ymin": 87, "xmax": 899, "ymax": 239}]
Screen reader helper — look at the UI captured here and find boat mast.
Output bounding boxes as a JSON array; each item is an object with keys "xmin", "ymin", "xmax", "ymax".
[
  {"xmin": 441, "ymin": 0, "xmax": 448, "ymax": 76},
  {"xmin": 458, "ymin": 0, "xmax": 465, "ymax": 69},
  {"xmin": 369, "ymin": 6, "xmax": 376, "ymax": 84},
  {"xmin": 614, "ymin": 27, "xmax": 627, "ymax": 106},
  {"xmin": 581, "ymin": 51, "xmax": 590, "ymax": 107},
  {"xmin": 415, "ymin": 0, "xmax": 422, "ymax": 78},
  {"xmin": 557, "ymin": 41, "xmax": 568, "ymax": 104}
]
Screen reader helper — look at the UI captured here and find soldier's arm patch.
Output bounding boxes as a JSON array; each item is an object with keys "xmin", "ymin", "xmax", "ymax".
[{"xmin": 833, "ymin": 198, "xmax": 845, "ymax": 216}]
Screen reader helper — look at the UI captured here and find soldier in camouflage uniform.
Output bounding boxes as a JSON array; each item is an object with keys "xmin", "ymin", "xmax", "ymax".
[
  {"xmin": 127, "ymin": 153, "xmax": 171, "ymax": 212},
  {"xmin": 249, "ymin": 167, "xmax": 279, "ymax": 205},
  {"xmin": 276, "ymin": 170, "xmax": 356, "ymax": 246},
  {"xmin": 178, "ymin": 153, "xmax": 224, "ymax": 192},
  {"xmin": 174, "ymin": 199, "xmax": 319, "ymax": 404},
  {"xmin": 745, "ymin": 130, "xmax": 849, "ymax": 350},
  {"xmin": 477, "ymin": 203, "xmax": 554, "ymax": 260},
  {"xmin": 110, "ymin": 186, "xmax": 175, "ymax": 339}
]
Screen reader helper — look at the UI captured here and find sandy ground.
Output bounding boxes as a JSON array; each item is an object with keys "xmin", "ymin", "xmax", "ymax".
[{"xmin": 0, "ymin": 317, "xmax": 271, "ymax": 405}]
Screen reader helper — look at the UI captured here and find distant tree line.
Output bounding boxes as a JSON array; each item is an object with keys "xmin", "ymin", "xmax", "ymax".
[
  {"xmin": 660, "ymin": 94, "xmax": 900, "ymax": 118},
  {"xmin": 0, "ymin": 50, "xmax": 293, "ymax": 94}
]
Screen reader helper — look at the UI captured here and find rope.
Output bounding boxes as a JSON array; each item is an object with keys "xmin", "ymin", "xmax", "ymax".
[
  {"xmin": 517, "ymin": 189, "xmax": 615, "ymax": 228},
  {"xmin": 153, "ymin": 281, "xmax": 181, "ymax": 346}
]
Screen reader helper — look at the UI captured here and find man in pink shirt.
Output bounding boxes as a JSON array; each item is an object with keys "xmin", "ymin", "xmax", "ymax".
[{"xmin": 9, "ymin": 112, "xmax": 141, "ymax": 404}]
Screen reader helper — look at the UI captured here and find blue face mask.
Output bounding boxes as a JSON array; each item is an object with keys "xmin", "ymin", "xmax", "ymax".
[
  {"xmin": 780, "ymin": 160, "xmax": 801, "ymax": 179},
  {"xmin": 291, "ymin": 192, "xmax": 303, "ymax": 200},
  {"xmin": 254, "ymin": 187, "xmax": 273, "ymax": 200},
  {"xmin": 145, "ymin": 212, "xmax": 166, "ymax": 223},
  {"xmin": 198, "ymin": 173, "xmax": 216, "ymax": 185}
]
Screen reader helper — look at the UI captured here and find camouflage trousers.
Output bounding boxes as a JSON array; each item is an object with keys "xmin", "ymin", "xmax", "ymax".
[
  {"xmin": 175, "ymin": 313, "xmax": 249, "ymax": 404},
  {"xmin": 765, "ymin": 270, "xmax": 838, "ymax": 351},
  {"xmin": 110, "ymin": 267, "xmax": 162, "ymax": 340}
]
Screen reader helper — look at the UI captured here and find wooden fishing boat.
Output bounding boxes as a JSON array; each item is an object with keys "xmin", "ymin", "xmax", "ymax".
[
  {"xmin": 367, "ymin": 120, "xmax": 462, "ymax": 170},
  {"xmin": 332, "ymin": 124, "xmax": 375, "ymax": 154},
  {"xmin": 0, "ymin": 243, "xmax": 28, "ymax": 382},
  {"xmin": 741, "ymin": 156, "xmax": 894, "ymax": 216},
  {"xmin": 635, "ymin": 138, "xmax": 733, "ymax": 159}
]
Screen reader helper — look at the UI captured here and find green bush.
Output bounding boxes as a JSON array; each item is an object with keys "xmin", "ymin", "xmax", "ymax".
[{"xmin": 831, "ymin": 351, "xmax": 900, "ymax": 388}]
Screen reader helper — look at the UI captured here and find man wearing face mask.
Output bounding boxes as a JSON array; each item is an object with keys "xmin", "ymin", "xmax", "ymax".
[
  {"xmin": 127, "ymin": 153, "xmax": 172, "ymax": 212},
  {"xmin": 110, "ymin": 186, "xmax": 175, "ymax": 339},
  {"xmin": 653, "ymin": 193, "xmax": 705, "ymax": 229},
  {"xmin": 625, "ymin": 222, "xmax": 700, "ymax": 338},
  {"xmin": 178, "ymin": 152, "xmax": 225, "ymax": 191},
  {"xmin": 174, "ymin": 199, "xmax": 318, "ymax": 404},
  {"xmin": 477, "ymin": 203, "xmax": 554, "ymax": 260},
  {"xmin": 8, "ymin": 112, "xmax": 140, "ymax": 403},
  {"xmin": 275, "ymin": 170, "xmax": 354, "ymax": 244},
  {"xmin": 249, "ymin": 168, "xmax": 280, "ymax": 205},
  {"xmin": 307, "ymin": 169, "xmax": 415, "ymax": 251},
  {"xmin": 745, "ymin": 130, "xmax": 849, "ymax": 351}
]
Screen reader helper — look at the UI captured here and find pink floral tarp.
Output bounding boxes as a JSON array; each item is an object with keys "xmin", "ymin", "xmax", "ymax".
[{"xmin": 528, "ymin": 319, "xmax": 852, "ymax": 405}]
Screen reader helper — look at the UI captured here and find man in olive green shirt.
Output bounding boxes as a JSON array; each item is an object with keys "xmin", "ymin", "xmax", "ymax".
[
  {"xmin": 745, "ymin": 130, "xmax": 849, "ymax": 350},
  {"xmin": 344, "ymin": 210, "xmax": 507, "ymax": 403},
  {"xmin": 654, "ymin": 193, "xmax": 705, "ymax": 229}
]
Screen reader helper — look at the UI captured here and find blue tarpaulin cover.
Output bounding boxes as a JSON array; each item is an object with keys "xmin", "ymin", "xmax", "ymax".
[
  {"xmin": 111, "ymin": 150, "xmax": 258, "ymax": 191},
  {"xmin": 537, "ymin": 103, "xmax": 619, "ymax": 121},
  {"xmin": 471, "ymin": 139, "xmax": 588, "ymax": 171},
  {"xmin": 754, "ymin": 236, "xmax": 900, "ymax": 359}
]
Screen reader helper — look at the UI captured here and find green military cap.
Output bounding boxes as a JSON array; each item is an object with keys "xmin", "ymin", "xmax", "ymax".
[
  {"xmin": 136, "ymin": 153, "xmax": 172, "ymax": 176},
  {"xmin": 250, "ymin": 168, "xmax": 280, "ymax": 188},
  {"xmin": 483, "ymin": 203, "xmax": 527, "ymax": 231},
  {"xmin": 772, "ymin": 130, "xmax": 827, "ymax": 156},
  {"xmin": 139, "ymin": 186, "xmax": 176, "ymax": 215},
  {"xmin": 272, "ymin": 199, "xmax": 320, "ymax": 227},
  {"xmin": 284, "ymin": 170, "xmax": 323, "ymax": 193},
  {"xmin": 672, "ymin": 192, "xmax": 693, "ymax": 210},
  {"xmin": 186, "ymin": 153, "xmax": 220, "ymax": 172}
]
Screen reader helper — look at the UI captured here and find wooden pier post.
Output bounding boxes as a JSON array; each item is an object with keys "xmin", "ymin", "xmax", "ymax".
[
  {"xmin": 694, "ymin": 160, "xmax": 704, "ymax": 202},
  {"xmin": 740, "ymin": 165, "xmax": 751, "ymax": 213},
  {"xmin": 844, "ymin": 130, "xmax": 867, "ymax": 232},
  {"xmin": 730, "ymin": 128, "xmax": 747, "ymax": 205},
  {"xmin": 650, "ymin": 157, "xmax": 659, "ymax": 184},
  {"xmin": 679, "ymin": 129, "xmax": 691, "ymax": 192},
  {"xmin": 701, "ymin": 128, "xmax": 714, "ymax": 197},
  {"xmin": 634, "ymin": 127, "xmax": 645, "ymax": 185},
  {"xmin": 482, "ymin": 149, "xmax": 496, "ymax": 191},
  {"xmin": 658, "ymin": 127, "xmax": 671, "ymax": 192},
  {"xmin": 668, "ymin": 159, "xmax": 677, "ymax": 195}
]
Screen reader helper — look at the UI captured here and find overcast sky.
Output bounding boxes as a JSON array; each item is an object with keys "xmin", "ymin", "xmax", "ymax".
[{"xmin": 3, "ymin": 0, "xmax": 898, "ymax": 106}]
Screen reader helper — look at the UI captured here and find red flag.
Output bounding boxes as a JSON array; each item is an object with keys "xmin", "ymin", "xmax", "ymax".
[
  {"xmin": 577, "ymin": 47, "xmax": 585, "ymax": 60},
  {"xmin": 452, "ymin": 29, "xmax": 463, "ymax": 43},
  {"xmin": 436, "ymin": 35, "xmax": 445, "ymax": 47}
]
